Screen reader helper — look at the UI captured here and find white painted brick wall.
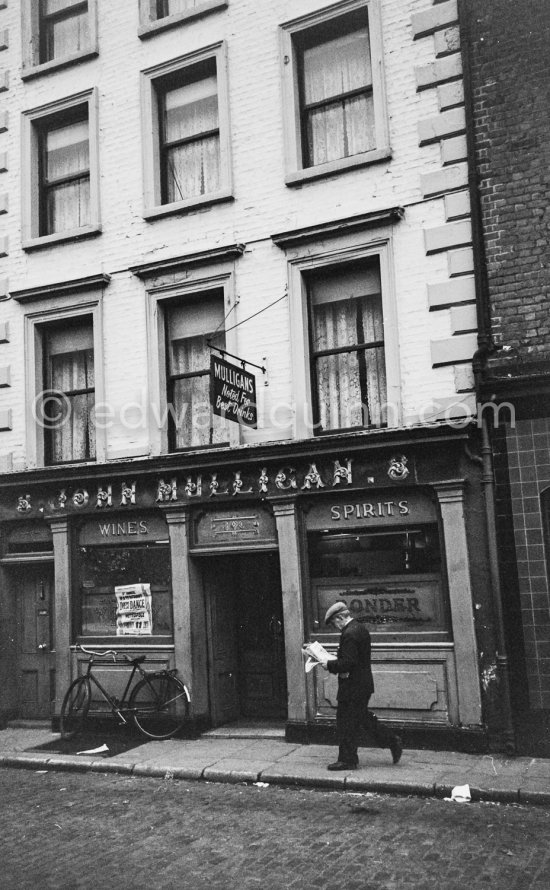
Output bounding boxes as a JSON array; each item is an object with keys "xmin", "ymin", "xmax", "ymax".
[{"xmin": 0, "ymin": 0, "xmax": 475, "ymax": 466}]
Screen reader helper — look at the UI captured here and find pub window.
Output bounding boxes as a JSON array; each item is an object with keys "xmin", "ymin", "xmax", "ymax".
[
  {"xmin": 77, "ymin": 543, "xmax": 173, "ymax": 638},
  {"xmin": 41, "ymin": 316, "xmax": 95, "ymax": 465},
  {"xmin": 308, "ymin": 525, "xmax": 449, "ymax": 639},
  {"xmin": 280, "ymin": 0, "xmax": 389, "ymax": 184},
  {"xmin": 307, "ymin": 259, "xmax": 387, "ymax": 433},
  {"xmin": 165, "ymin": 291, "xmax": 230, "ymax": 450},
  {"xmin": 39, "ymin": 0, "xmax": 90, "ymax": 63}
]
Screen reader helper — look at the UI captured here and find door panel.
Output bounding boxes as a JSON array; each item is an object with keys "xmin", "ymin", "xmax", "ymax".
[
  {"xmin": 236, "ymin": 554, "xmax": 287, "ymax": 720},
  {"xmin": 16, "ymin": 566, "xmax": 55, "ymax": 720},
  {"xmin": 205, "ymin": 562, "xmax": 240, "ymax": 726}
]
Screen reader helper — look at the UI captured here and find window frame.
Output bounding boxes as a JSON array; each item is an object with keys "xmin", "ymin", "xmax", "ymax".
[
  {"xmin": 279, "ymin": 0, "xmax": 390, "ymax": 186},
  {"xmin": 141, "ymin": 42, "xmax": 233, "ymax": 219},
  {"xmin": 21, "ymin": 88, "xmax": 101, "ymax": 250},
  {"xmin": 21, "ymin": 0, "xmax": 98, "ymax": 80},
  {"xmin": 138, "ymin": 0, "xmax": 228, "ymax": 39},
  {"xmin": 145, "ymin": 265, "xmax": 240, "ymax": 455},
  {"xmin": 287, "ymin": 232, "xmax": 400, "ymax": 440},
  {"xmin": 22, "ymin": 286, "xmax": 106, "ymax": 468}
]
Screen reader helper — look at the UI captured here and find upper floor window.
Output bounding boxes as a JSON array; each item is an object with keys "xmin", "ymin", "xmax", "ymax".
[
  {"xmin": 159, "ymin": 60, "xmax": 220, "ymax": 205},
  {"xmin": 280, "ymin": 0, "xmax": 389, "ymax": 185},
  {"xmin": 165, "ymin": 292, "xmax": 230, "ymax": 450},
  {"xmin": 141, "ymin": 44, "xmax": 232, "ymax": 218},
  {"xmin": 138, "ymin": 0, "xmax": 228, "ymax": 37},
  {"xmin": 307, "ymin": 260, "xmax": 387, "ymax": 432},
  {"xmin": 22, "ymin": 89, "xmax": 101, "ymax": 249},
  {"xmin": 42, "ymin": 316, "xmax": 96, "ymax": 464},
  {"xmin": 39, "ymin": 112, "xmax": 90, "ymax": 236},
  {"xmin": 40, "ymin": 0, "xmax": 90, "ymax": 63},
  {"xmin": 21, "ymin": 0, "xmax": 98, "ymax": 77}
]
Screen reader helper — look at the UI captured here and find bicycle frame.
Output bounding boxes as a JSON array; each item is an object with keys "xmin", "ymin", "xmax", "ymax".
[{"xmin": 81, "ymin": 658, "xmax": 145, "ymax": 725}]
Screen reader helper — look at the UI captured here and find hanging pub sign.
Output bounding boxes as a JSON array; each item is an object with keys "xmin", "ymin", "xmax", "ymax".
[{"xmin": 210, "ymin": 354, "xmax": 258, "ymax": 428}]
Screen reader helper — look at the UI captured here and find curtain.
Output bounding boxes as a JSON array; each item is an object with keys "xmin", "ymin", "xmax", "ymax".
[
  {"xmin": 45, "ymin": 119, "xmax": 90, "ymax": 232},
  {"xmin": 170, "ymin": 332, "xmax": 229, "ymax": 448},
  {"xmin": 164, "ymin": 76, "xmax": 220, "ymax": 200},
  {"xmin": 50, "ymin": 349, "xmax": 95, "ymax": 462},
  {"xmin": 302, "ymin": 28, "xmax": 374, "ymax": 165},
  {"xmin": 312, "ymin": 288, "xmax": 386, "ymax": 431},
  {"xmin": 43, "ymin": 1, "xmax": 90, "ymax": 61}
]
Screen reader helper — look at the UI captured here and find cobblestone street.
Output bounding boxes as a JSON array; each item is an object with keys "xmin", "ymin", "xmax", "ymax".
[{"xmin": 1, "ymin": 767, "xmax": 549, "ymax": 890}]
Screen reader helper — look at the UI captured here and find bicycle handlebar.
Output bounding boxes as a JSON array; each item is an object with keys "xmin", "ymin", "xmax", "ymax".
[{"xmin": 75, "ymin": 644, "xmax": 148, "ymax": 665}]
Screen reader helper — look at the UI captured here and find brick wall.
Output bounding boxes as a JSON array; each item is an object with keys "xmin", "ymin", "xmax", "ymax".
[
  {"xmin": 0, "ymin": 0, "xmax": 477, "ymax": 469},
  {"xmin": 466, "ymin": 0, "xmax": 550, "ymax": 373}
]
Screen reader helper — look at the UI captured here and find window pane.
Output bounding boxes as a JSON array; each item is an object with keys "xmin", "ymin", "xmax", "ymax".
[
  {"xmin": 46, "ymin": 177, "xmax": 90, "ymax": 233},
  {"xmin": 164, "ymin": 77, "xmax": 218, "ymax": 143},
  {"xmin": 156, "ymin": 0, "xmax": 198, "ymax": 20},
  {"xmin": 172, "ymin": 375, "xmax": 229, "ymax": 448},
  {"xmin": 50, "ymin": 349, "xmax": 94, "ymax": 393},
  {"xmin": 78, "ymin": 545, "xmax": 173, "ymax": 637},
  {"xmin": 303, "ymin": 28, "xmax": 371, "ymax": 105},
  {"xmin": 166, "ymin": 134, "xmax": 220, "ymax": 201},
  {"xmin": 310, "ymin": 266, "xmax": 387, "ymax": 431},
  {"xmin": 49, "ymin": 390, "xmax": 95, "ymax": 462},
  {"xmin": 43, "ymin": 6, "xmax": 90, "ymax": 61},
  {"xmin": 44, "ymin": 0, "xmax": 85, "ymax": 13},
  {"xmin": 45, "ymin": 120, "xmax": 89, "ymax": 182},
  {"xmin": 306, "ymin": 93, "xmax": 375, "ymax": 165}
]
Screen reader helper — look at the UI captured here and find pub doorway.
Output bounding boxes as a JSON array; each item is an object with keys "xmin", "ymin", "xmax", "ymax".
[
  {"xmin": 13, "ymin": 564, "xmax": 56, "ymax": 720},
  {"xmin": 203, "ymin": 552, "xmax": 287, "ymax": 728}
]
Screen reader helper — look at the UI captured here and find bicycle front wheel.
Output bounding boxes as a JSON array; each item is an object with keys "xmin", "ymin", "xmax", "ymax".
[
  {"xmin": 130, "ymin": 674, "xmax": 190, "ymax": 740},
  {"xmin": 60, "ymin": 677, "xmax": 91, "ymax": 740}
]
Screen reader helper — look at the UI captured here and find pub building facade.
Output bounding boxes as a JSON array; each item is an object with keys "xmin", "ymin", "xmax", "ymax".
[{"xmin": 0, "ymin": 424, "xmax": 500, "ymax": 751}]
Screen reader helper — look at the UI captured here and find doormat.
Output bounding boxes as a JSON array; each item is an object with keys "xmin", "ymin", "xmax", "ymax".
[{"xmin": 28, "ymin": 731, "xmax": 147, "ymax": 758}]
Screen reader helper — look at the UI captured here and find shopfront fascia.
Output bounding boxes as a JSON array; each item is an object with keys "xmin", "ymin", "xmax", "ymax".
[{"xmin": 0, "ymin": 428, "xmax": 486, "ymax": 743}]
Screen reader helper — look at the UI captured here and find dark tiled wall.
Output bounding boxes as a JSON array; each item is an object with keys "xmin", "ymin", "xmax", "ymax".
[{"xmin": 503, "ymin": 418, "xmax": 550, "ymax": 709}]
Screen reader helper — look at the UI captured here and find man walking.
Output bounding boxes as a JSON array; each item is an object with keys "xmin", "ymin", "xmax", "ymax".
[{"xmin": 321, "ymin": 601, "xmax": 403, "ymax": 771}]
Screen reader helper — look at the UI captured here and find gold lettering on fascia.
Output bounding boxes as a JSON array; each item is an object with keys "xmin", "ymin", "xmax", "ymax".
[
  {"xmin": 98, "ymin": 520, "xmax": 149, "ymax": 537},
  {"xmin": 330, "ymin": 501, "xmax": 410, "ymax": 520}
]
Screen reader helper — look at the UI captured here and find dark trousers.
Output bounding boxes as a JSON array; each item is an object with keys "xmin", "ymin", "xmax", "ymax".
[{"xmin": 336, "ymin": 695, "xmax": 398, "ymax": 764}]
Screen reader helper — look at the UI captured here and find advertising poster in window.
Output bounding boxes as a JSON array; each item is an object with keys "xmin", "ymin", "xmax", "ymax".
[{"xmin": 115, "ymin": 584, "xmax": 153, "ymax": 636}]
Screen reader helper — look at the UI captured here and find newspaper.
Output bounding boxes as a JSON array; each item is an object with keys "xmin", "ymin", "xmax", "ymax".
[{"xmin": 302, "ymin": 640, "xmax": 336, "ymax": 673}]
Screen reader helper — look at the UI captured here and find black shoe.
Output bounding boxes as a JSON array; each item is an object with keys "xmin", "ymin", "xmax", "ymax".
[
  {"xmin": 390, "ymin": 736, "xmax": 403, "ymax": 765},
  {"xmin": 327, "ymin": 761, "xmax": 357, "ymax": 771}
]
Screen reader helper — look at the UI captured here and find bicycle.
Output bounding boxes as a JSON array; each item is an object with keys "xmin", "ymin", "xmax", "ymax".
[{"xmin": 60, "ymin": 645, "xmax": 190, "ymax": 741}]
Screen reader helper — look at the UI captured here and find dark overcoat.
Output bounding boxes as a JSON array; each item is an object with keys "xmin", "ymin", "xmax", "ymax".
[{"xmin": 326, "ymin": 618, "xmax": 374, "ymax": 702}]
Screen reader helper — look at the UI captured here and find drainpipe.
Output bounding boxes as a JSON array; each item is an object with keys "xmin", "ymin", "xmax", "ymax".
[{"xmin": 458, "ymin": 0, "xmax": 516, "ymax": 752}]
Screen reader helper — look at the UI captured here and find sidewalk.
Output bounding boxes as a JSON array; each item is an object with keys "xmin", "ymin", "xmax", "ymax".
[{"xmin": 1, "ymin": 726, "xmax": 550, "ymax": 806}]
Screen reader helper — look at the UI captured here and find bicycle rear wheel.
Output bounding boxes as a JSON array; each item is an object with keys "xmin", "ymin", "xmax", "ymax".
[
  {"xmin": 60, "ymin": 677, "xmax": 91, "ymax": 740},
  {"xmin": 130, "ymin": 673, "xmax": 189, "ymax": 740}
]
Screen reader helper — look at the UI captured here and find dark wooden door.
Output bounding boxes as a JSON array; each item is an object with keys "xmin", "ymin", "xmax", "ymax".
[
  {"xmin": 205, "ymin": 562, "xmax": 240, "ymax": 727},
  {"xmin": 16, "ymin": 565, "xmax": 55, "ymax": 720},
  {"xmin": 236, "ymin": 553, "xmax": 287, "ymax": 720}
]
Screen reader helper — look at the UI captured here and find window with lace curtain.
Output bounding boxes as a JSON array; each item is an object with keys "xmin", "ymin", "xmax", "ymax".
[
  {"xmin": 39, "ymin": 111, "xmax": 90, "ymax": 236},
  {"xmin": 159, "ymin": 59, "xmax": 220, "ymax": 205},
  {"xmin": 22, "ymin": 89, "xmax": 100, "ymax": 248},
  {"xmin": 280, "ymin": 0, "xmax": 389, "ymax": 185},
  {"xmin": 165, "ymin": 292, "xmax": 230, "ymax": 450},
  {"xmin": 142, "ymin": 43, "xmax": 232, "ymax": 217},
  {"xmin": 21, "ymin": 0, "xmax": 98, "ymax": 76},
  {"xmin": 307, "ymin": 260, "xmax": 387, "ymax": 432},
  {"xmin": 39, "ymin": 0, "xmax": 90, "ymax": 62},
  {"xmin": 42, "ymin": 317, "xmax": 95, "ymax": 465}
]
